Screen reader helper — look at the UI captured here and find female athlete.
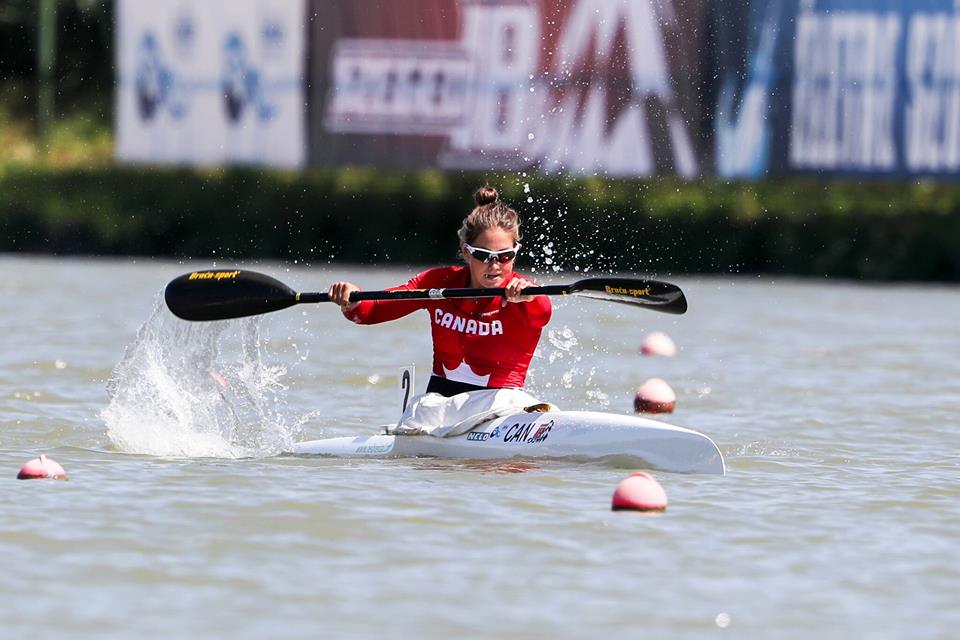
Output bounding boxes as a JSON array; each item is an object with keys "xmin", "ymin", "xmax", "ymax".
[{"xmin": 327, "ymin": 186, "xmax": 554, "ymax": 436}]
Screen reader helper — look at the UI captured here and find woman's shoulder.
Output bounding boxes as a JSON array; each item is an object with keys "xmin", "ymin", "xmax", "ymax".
[
  {"xmin": 410, "ymin": 265, "xmax": 469, "ymax": 287},
  {"xmin": 510, "ymin": 271, "xmax": 552, "ymax": 322}
]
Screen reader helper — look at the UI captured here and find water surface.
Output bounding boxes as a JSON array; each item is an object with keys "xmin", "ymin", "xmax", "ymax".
[{"xmin": 1, "ymin": 256, "xmax": 957, "ymax": 638}]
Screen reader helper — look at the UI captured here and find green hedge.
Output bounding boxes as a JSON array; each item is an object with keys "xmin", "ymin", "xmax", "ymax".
[{"xmin": 2, "ymin": 164, "xmax": 959, "ymax": 280}]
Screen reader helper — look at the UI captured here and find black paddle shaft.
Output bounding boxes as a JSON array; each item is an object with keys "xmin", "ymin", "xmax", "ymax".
[
  {"xmin": 298, "ymin": 284, "xmax": 570, "ymax": 303},
  {"xmin": 165, "ymin": 270, "xmax": 686, "ymax": 321}
]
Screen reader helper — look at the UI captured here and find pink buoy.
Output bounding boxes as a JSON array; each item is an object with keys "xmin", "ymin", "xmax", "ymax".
[
  {"xmin": 611, "ymin": 471, "xmax": 668, "ymax": 511},
  {"xmin": 640, "ymin": 331, "xmax": 677, "ymax": 357},
  {"xmin": 17, "ymin": 455, "xmax": 68, "ymax": 480},
  {"xmin": 633, "ymin": 377, "xmax": 677, "ymax": 414},
  {"xmin": 210, "ymin": 370, "xmax": 229, "ymax": 388}
]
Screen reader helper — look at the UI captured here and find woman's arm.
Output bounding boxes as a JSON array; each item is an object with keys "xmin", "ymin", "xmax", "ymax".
[{"xmin": 329, "ymin": 270, "xmax": 438, "ymax": 325}]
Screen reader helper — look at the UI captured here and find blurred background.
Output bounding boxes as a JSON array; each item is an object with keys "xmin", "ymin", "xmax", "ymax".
[{"xmin": 1, "ymin": 0, "xmax": 959, "ymax": 279}]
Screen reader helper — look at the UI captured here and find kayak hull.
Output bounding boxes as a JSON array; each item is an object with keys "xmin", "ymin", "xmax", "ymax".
[{"xmin": 290, "ymin": 411, "xmax": 725, "ymax": 475}]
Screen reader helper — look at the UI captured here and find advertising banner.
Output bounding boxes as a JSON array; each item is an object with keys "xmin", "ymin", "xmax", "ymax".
[
  {"xmin": 114, "ymin": 0, "xmax": 960, "ymax": 179},
  {"xmin": 712, "ymin": 0, "xmax": 792, "ymax": 178},
  {"xmin": 309, "ymin": 0, "xmax": 710, "ymax": 177},
  {"xmin": 717, "ymin": 0, "xmax": 960, "ymax": 178},
  {"xmin": 116, "ymin": 0, "xmax": 306, "ymax": 167}
]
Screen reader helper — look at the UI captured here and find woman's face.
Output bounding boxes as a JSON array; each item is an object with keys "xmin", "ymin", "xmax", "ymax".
[{"xmin": 462, "ymin": 226, "xmax": 519, "ymax": 289}]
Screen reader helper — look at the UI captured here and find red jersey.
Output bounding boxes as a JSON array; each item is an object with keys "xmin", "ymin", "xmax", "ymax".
[{"xmin": 344, "ymin": 266, "xmax": 552, "ymax": 388}]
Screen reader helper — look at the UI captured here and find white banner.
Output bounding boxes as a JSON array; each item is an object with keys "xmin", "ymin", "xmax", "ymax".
[{"xmin": 116, "ymin": 0, "xmax": 305, "ymax": 168}]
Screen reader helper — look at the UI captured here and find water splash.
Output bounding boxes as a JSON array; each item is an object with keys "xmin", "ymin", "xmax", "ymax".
[
  {"xmin": 101, "ymin": 297, "xmax": 302, "ymax": 458},
  {"xmin": 547, "ymin": 325, "xmax": 579, "ymax": 360},
  {"xmin": 528, "ymin": 325, "xmax": 610, "ymax": 410}
]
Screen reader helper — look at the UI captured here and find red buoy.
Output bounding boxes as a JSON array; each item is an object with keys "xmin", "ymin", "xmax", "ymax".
[
  {"xmin": 17, "ymin": 455, "xmax": 68, "ymax": 480},
  {"xmin": 640, "ymin": 331, "xmax": 677, "ymax": 357},
  {"xmin": 633, "ymin": 377, "xmax": 677, "ymax": 414},
  {"xmin": 612, "ymin": 471, "xmax": 668, "ymax": 511}
]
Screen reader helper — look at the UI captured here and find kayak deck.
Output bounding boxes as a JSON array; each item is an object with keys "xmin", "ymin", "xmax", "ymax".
[{"xmin": 290, "ymin": 410, "xmax": 725, "ymax": 475}]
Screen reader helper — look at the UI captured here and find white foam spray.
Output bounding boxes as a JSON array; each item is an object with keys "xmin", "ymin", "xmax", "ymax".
[
  {"xmin": 527, "ymin": 324, "xmax": 610, "ymax": 410},
  {"xmin": 102, "ymin": 297, "xmax": 302, "ymax": 458}
]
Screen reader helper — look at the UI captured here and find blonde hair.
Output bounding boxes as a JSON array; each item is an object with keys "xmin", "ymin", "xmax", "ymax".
[{"xmin": 456, "ymin": 186, "xmax": 521, "ymax": 246}]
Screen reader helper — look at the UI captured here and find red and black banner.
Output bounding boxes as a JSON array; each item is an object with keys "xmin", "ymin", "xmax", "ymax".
[{"xmin": 307, "ymin": 0, "xmax": 711, "ymax": 177}]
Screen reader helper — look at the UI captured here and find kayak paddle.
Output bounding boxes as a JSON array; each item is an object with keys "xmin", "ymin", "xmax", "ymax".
[{"xmin": 165, "ymin": 269, "xmax": 688, "ymax": 321}]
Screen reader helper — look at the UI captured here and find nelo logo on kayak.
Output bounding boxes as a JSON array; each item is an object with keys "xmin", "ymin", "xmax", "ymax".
[
  {"xmin": 466, "ymin": 432, "xmax": 489, "ymax": 441},
  {"xmin": 434, "ymin": 309, "xmax": 503, "ymax": 336}
]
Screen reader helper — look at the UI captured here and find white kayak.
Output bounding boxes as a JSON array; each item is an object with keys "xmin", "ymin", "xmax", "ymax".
[{"xmin": 291, "ymin": 410, "xmax": 725, "ymax": 475}]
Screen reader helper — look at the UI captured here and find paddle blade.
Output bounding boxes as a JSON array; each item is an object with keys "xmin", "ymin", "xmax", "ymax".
[
  {"xmin": 569, "ymin": 278, "xmax": 688, "ymax": 314},
  {"xmin": 165, "ymin": 270, "xmax": 299, "ymax": 321}
]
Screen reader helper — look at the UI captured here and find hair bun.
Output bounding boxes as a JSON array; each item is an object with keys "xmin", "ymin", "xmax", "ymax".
[{"xmin": 473, "ymin": 186, "xmax": 499, "ymax": 206}]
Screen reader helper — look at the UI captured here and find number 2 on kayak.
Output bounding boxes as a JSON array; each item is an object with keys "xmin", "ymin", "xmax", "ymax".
[{"xmin": 399, "ymin": 366, "xmax": 415, "ymax": 415}]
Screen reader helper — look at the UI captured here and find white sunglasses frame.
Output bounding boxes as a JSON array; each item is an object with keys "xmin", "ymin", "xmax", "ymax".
[{"xmin": 463, "ymin": 242, "xmax": 522, "ymax": 264}]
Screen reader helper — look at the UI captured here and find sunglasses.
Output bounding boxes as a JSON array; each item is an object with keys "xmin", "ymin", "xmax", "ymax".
[{"xmin": 464, "ymin": 243, "xmax": 521, "ymax": 264}]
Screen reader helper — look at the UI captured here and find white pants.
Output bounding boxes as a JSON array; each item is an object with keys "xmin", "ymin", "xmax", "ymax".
[{"xmin": 390, "ymin": 388, "xmax": 556, "ymax": 437}]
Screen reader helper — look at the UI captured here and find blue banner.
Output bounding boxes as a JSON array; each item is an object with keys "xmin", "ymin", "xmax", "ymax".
[{"xmin": 717, "ymin": 0, "xmax": 960, "ymax": 178}]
